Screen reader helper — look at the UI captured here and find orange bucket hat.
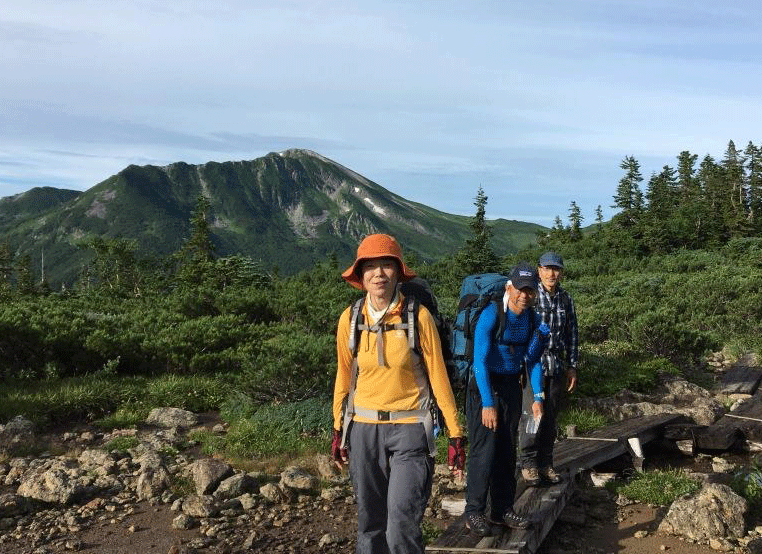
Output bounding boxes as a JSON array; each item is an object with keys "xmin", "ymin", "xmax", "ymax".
[{"xmin": 342, "ymin": 234, "xmax": 417, "ymax": 290}]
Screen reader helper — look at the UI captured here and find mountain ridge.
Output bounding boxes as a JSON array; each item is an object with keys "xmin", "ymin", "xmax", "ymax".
[{"xmin": 0, "ymin": 149, "xmax": 545, "ymax": 286}]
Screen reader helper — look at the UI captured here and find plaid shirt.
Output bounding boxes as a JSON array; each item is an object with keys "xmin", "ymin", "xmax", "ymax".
[{"xmin": 535, "ymin": 282, "xmax": 578, "ymax": 376}]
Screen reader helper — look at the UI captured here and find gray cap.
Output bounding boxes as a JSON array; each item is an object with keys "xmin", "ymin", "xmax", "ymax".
[{"xmin": 538, "ymin": 251, "xmax": 564, "ymax": 269}]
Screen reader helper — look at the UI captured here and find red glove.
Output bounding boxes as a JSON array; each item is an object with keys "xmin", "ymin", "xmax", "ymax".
[
  {"xmin": 331, "ymin": 428, "xmax": 348, "ymax": 468},
  {"xmin": 447, "ymin": 437, "xmax": 466, "ymax": 472}
]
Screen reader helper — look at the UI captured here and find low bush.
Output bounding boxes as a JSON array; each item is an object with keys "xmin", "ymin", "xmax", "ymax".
[{"xmin": 616, "ymin": 469, "xmax": 700, "ymax": 505}]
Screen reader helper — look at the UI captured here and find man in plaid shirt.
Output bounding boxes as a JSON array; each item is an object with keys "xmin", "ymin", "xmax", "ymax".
[{"xmin": 519, "ymin": 251, "xmax": 578, "ymax": 485}]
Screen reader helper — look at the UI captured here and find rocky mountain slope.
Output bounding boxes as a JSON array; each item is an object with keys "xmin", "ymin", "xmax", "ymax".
[{"xmin": 0, "ymin": 150, "xmax": 544, "ymax": 286}]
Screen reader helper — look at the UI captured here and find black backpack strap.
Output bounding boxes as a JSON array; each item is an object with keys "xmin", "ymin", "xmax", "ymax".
[
  {"xmin": 406, "ymin": 295, "xmax": 420, "ymax": 354},
  {"xmin": 495, "ymin": 297, "xmax": 506, "ymax": 340}
]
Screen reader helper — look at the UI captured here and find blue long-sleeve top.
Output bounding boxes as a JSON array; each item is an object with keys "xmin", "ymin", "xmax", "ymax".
[{"xmin": 473, "ymin": 300, "xmax": 546, "ymax": 408}]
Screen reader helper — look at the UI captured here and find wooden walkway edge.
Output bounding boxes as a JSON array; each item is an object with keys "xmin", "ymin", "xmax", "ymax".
[{"xmin": 427, "ymin": 413, "xmax": 684, "ymax": 554}]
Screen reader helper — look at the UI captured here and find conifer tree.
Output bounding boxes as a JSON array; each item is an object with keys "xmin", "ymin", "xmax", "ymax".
[
  {"xmin": 698, "ymin": 155, "xmax": 726, "ymax": 245},
  {"xmin": 455, "ymin": 186, "xmax": 499, "ymax": 275},
  {"xmin": 568, "ymin": 201, "xmax": 583, "ymax": 241},
  {"xmin": 721, "ymin": 140, "xmax": 748, "ymax": 236},
  {"xmin": 176, "ymin": 196, "xmax": 216, "ymax": 284},
  {"xmin": 594, "ymin": 205, "xmax": 604, "ymax": 234},
  {"xmin": 612, "ymin": 156, "xmax": 643, "ymax": 226},
  {"xmin": 744, "ymin": 141, "xmax": 762, "ymax": 232}
]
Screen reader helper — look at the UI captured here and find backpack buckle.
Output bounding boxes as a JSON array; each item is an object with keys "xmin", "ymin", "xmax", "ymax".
[{"xmin": 377, "ymin": 411, "xmax": 390, "ymax": 421}]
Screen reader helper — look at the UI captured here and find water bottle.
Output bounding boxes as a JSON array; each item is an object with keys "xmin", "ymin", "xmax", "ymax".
[{"xmin": 525, "ymin": 415, "xmax": 541, "ymax": 435}]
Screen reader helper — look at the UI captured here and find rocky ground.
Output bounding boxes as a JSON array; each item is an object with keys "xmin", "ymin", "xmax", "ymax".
[{"xmin": 0, "ymin": 354, "xmax": 761, "ymax": 554}]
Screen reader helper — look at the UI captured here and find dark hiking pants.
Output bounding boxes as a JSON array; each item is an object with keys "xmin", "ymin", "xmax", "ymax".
[
  {"xmin": 519, "ymin": 373, "xmax": 565, "ymax": 470},
  {"xmin": 464, "ymin": 372, "xmax": 522, "ymax": 520}
]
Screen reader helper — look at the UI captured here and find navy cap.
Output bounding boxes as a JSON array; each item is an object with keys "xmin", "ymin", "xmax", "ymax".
[
  {"xmin": 538, "ymin": 251, "xmax": 564, "ymax": 269},
  {"xmin": 509, "ymin": 262, "xmax": 538, "ymax": 290}
]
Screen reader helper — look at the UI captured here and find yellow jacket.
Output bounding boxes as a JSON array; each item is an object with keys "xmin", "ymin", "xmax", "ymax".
[{"xmin": 332, "ymin": 294, "xmax": 463, "ymax": 438}]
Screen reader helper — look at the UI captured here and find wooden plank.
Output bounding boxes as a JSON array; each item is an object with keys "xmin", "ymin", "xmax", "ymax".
[
  {"xmin": 430, "ymin": 414, "xmax": 682, "ymax": 554},
  {"xmin": 720, "ymin": 365, "xmax": 762, "ymax": 395},
  {"xmin": 554, "ymin": 413, "xmax": 685, "ymax": 475},
  {"xmin": 494, "ymin": 479, "xmax": 574, "ymax": 554},
  {"xmin": 698, "ymin": 390, "xmax": 762, "ymax": 448}
]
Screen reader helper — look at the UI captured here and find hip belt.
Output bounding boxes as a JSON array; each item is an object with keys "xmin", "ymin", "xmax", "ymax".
[{"xmin": 352, "ymin": 407, "xmax": 436, "ymax": 456}]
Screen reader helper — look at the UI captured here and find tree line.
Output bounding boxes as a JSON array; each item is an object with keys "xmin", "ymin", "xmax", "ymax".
[{"xmin": 543, "ymin": 140, "xmax": 762, "ymax": 255}]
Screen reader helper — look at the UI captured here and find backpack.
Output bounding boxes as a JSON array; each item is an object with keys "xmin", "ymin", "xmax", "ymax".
[
  {"xmin": 399, "ymin": 277, "xmax": 452, "ymax": 364},
  {"xmin": 450, "ymin": 273, "xmax": 510, "ymax": 383}
]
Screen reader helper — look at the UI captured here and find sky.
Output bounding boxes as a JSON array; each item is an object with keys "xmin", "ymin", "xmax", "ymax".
[{"xmin": 2, "ymin": 1, "xmax": 761, "ymax": 226}]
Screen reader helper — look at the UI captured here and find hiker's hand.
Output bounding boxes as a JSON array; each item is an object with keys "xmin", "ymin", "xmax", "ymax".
[
  {"xmin": 532, "ymin": 401, "xmax": 543, "ymax": 419},
  {"xmin": 566, "ymin": 368, "xmax": 577, "ymax": 393},
  {"xmin": 447, "ymin": 437, "xmax": 466, "ymax": 478},
  {"xmin": 538, "ymin": 323, "xmax": 550, "ymax": 337},
  {"xmin": 331, "ymin": 429, "xmax": 348, "ymax": 469},
  {"xmin": 482, "ymin": 407, "xmax": 497, "ymax": 431}
]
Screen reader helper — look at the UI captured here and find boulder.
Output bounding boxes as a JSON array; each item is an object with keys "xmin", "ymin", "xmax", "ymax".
[
  {"xmin": 658, "ymin": 483, "xmax": 747, "ymax": 542},
  {"xmin": 181, "ymin": 495, "xmax": 219, "ymax": 518},
  {"xmin": 17, "ymin": 461, "xmax": 89, "ymax": 504},
  {"xmin": 190, "ymin": 459, "xmax": 233, "ymax": 495},
  {"xmin": 280, "ymin": 466, "xmax": 318, "ymax": 491},
  {"xmin": 0, "ymin": 416, "xmax": 35, "ymax": 454},
  {"xmin": 77, "ymin": 450, "xmax": 118, "ymax": 476},
  {"xmin": 213, "ymin": 473, "xmax": 257, "ymax": 500},
  {"xmin": 146, "ymin": 408, "xmax": 199, "ymax": 429},
  {"xmin": 259, "ymin": 482, "xmax": 286, "ymax": 503},
  {"xmin": 136, "ymin": 465, "xmax": 171, "ymax": 501}
]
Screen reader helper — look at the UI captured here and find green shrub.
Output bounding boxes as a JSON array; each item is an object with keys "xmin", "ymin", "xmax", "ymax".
[
  {"xmin": 616, "ymin": 469, "xmax": 700, "ymax": 505},
  {"xmin": 731, "ymin": 466, "xmax": 762, "ymax": 510},
  {"xmin": 103, "ymin": 435, "xmax": 139, "ymax": 452}
]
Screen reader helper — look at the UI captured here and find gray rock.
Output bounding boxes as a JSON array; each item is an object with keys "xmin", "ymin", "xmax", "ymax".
[
  {"xmin": 172, "ymin": 513, "xmax": 197, "ymax": 529},
  {"xmin": 315, "ymin": 454, "xmax": 339, "ymax": 479},
  {"xmin": 146, "ymin": 407, "xmax": 199, "ymax": 429},
  {"xmin": 280, "ymin": 466, "xmax": 318, "ymax": 491},
  {"xmin": 190, "ymin": 459, "xmax": 234, "ymax": 495},
  {"xmin": 17, "ymin": 461, "xmax": 90, "ymax": 504},
  {"xmin": 0, "ymin": 493, "xmax": 33, "ymax": 517},
  {"xmin": 242, "ymin": 530, "xmax": 258, "ymax": 550},
  {"xmin": 658, "ymin": 483, "xmax": 747, "ymax": 542},
  {"xmin": 579, "ymin": 375, "xmax": 725, "ymax": 426},
  {"xmin": 0, "ymin": 416, "xmax": 35, "ymax": 454},
  {"xmin": 77, "ymin": 450, "xmax": 117, "ymax": 476},
  {"xmin": 136, "ymin": 465, "xmax": 171, "ymax": 501},
  {"xmin": 236, "ymin": 493, "xmax": 257, "ymax": 510},
  {"xmin": 259, "ymin": 482, "xmax": 286, "ymax": 503},
  {"xmin": 181, "ymin": 495, "xmax": 219, "ymax": 518},
  {"xmin": 318, "ymin": 533, "xmax": 341, "ymax": 547},
  {"xmin": 213, "ymin": 473, "xmax": 257, "ymax": 500}
]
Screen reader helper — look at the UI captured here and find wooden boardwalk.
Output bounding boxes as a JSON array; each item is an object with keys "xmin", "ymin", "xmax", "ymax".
[
  {"xmin": 427, "ymin": 413, "xmax": 684, "ymax": 554},
  {"xmin": 720, "ymin": 365, "xmax": 762, "ymax": 395},
  {"xmin": 697, "ymin": 388, "xmax": 762, "ymax": 449}
]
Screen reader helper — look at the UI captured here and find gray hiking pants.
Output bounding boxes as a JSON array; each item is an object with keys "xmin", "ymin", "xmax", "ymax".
[{"xmin": 348, "ymin": 421, "xmax": 434, "ymax": 554}]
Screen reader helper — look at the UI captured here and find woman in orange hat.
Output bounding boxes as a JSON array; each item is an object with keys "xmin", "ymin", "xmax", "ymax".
[{"xmin": 331, "ymin": 233, "xmax": 465, "ymax": 554}]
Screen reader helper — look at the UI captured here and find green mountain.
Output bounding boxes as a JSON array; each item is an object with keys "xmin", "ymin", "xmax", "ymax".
[{"xmin": 0, "ymin": 149, "xmax": 545, "ymax": 286}]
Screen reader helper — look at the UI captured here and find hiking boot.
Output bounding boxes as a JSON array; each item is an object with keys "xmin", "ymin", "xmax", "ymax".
[
  {"xmin": 540, "ymin": 466, "xmax": 562, "ymax": 484},
  {"xmin": 465, "ymin": 512, "xmax": 491, "ymax": 536},
  {"xmin": 500, "ymin": 509, "xmax": 530, "ymax": 529},
  {"xmin": 521, "ymin": 466, "xmax": 540, "ymax": 486}
]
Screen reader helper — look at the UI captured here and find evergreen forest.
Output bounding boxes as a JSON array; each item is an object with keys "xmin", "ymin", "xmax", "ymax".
[{"xmin": 1, "ymin": 140, "xmax": 761, "ymax": 462}]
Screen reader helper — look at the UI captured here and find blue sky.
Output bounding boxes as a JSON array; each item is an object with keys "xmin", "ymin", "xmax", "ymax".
[{"xmin": 2, "ymin": 1, "xmax": 761, "ymax": 226}]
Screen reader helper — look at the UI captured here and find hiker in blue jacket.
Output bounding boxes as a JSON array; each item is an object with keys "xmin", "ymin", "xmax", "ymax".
[{"xmin": 464, "ymin": 262, "xmax": 549, "ymax": 536}]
